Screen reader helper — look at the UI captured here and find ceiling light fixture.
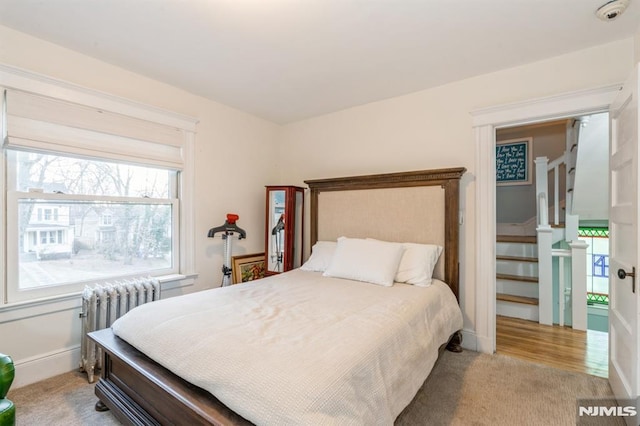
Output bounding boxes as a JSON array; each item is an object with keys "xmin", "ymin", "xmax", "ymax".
[{"xmin": 595, "ymin": 0, "xmax": 630, "ymax": 21}]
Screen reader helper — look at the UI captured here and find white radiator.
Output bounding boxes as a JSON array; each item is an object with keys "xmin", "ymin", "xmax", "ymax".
[{"xmin": 79, "ymin": 276, "xmax": 161, "ymax": 383}]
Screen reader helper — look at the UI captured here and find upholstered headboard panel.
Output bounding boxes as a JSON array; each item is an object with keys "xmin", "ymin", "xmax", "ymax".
[
  {"xmin": 316, "ymin": 186, "xmax": 446, "ymax": 281},
  {"xmin": 305, "ymin": 167, "xmax": 465, "ymax": 300}
]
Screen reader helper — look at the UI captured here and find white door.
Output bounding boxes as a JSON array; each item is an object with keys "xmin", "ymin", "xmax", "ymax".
[{"xmin": 609, "ymin": 65, "xmax": 640, "ymax": 424}]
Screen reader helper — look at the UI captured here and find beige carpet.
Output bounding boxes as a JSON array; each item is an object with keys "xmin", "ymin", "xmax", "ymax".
[{"xmin": 7, "ymin": 350, "xmax": 623, "ymax": 426}]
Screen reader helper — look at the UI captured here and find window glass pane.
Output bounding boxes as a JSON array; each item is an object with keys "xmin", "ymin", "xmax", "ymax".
[
  {"xmin": 17, "ymin": 200, "xmax": 173, "ymax": 289},
  {"xmin": 14, "ymin": 151, "xmax": 172, "ymax": 198},
  {"xmin": 579, "ymin": 230, "xmax": 610, "ymax": 305}
]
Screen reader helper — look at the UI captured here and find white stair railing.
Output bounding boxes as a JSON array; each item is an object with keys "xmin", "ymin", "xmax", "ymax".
[
  {"xmin": 548, "ymin": 155, "xmax": 564, "ymax": 226},
  {"xmin": 534, "ymin": 153, "xmax": 587, "ymax": 329},
  {"xmin": 552, "ymin": 248, "xmax": 571, "ymax": 327},
  {"xmin": 536, "ymin": 154, "xmax": 565, "ymax": 226},
  {"xmin": 564, "ymin": 157, "xmax": 580, "ymax": 242},
  {"xmin": 569, "ymin": 240, "xmax": 588, "ymax": 331},
  {"xmin": 536, "ymin": 192, "xmax": 553, "ymax": 325},
  {"xmin": 549, "ymin": 246, "xmax": 587, "ymax": 330},
  {"xmin": 535, "ymin": 157, "xmax": 549, "ymax": 226}
]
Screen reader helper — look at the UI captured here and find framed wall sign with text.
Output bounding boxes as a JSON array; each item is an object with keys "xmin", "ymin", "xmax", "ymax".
[{"xmin": 496, "ymin": 137, "xmax": 532, "ymax": 186}]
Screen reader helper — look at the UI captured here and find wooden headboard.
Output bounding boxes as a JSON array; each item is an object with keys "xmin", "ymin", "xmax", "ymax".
[{"xmin": 304, "ymin": 167, "xmax": 466, "ymax": 300}]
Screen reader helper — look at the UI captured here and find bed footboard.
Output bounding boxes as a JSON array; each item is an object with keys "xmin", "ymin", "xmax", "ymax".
[{"xmin": 89, "ymin": 328, "xmax": 252, "ymax": 426}]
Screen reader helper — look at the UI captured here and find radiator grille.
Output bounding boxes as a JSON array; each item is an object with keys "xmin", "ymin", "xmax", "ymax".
[{"xmin": 79, "ymin": 276, "xmax": 160, "ymax": 383}]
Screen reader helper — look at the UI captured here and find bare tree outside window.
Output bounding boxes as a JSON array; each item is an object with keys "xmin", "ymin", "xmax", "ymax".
[{"xmin": 11, "ymin": 151, "xmax": 176, "ymax": 289}]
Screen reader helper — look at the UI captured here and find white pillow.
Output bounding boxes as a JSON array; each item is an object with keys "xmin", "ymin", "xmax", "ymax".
[
  {"xmin": 300, "ymin": 241, "xmax": 337, "ymax": 272},
  {"xmin": 368, "ymin": 239, "xmax": 443, "ymax": 287},
  {"xmin": 395, "ymin": 242, "xmax": 443, "ymax": 287},
  {"xmin": 323, "ymin": 237, "xmax": 404, "ymax": 286}
]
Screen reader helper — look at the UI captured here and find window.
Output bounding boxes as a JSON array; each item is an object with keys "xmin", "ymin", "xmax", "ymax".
[
  {"xmin": 1, "ymin": 84, "xmax": 197, "ymax": 304},
  {"xmin": 579, "ymin": 228, "xmax": 609, "ymax": 305},
  {"xmin": 101, "ymin": 213, "xmax": 113, "ymax": 226},
  {"xmin": 6, "ymin": 151, "xmax": 178, "ymax": 299}
]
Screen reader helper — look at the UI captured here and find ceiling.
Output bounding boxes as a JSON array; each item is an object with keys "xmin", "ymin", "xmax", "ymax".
[{"xmin": 1, "ymin": 1, "xmax": 639, "ymax": 124}]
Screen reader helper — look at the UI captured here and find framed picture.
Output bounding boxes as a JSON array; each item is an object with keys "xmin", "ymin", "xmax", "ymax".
[
  {"xmin": 232, "ymin": 253, "xmax": 266, "ymax": 284},
  {"xmin": 496, "ymin": 137, "xmax": 532, "ymax": 186}
]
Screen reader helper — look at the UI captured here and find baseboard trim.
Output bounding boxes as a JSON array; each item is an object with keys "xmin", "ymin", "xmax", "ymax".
[
  {"xmin": 476, "ymin": 334, "xmax": 495, "ymax": 354},
  {"xmin": 462, "ymin": 330, "xmax": 495, "ymax": 354},
  {"xmin": 12, "ymin": 346, "xmax": 80, "ymax": 389},
  {"xmin": 461, "ymin": 329, "xmax": 479, "ymax": 352},
  {"xmin": 462, "ymin": 329, "xmax": 494, "ymax": 353},
  {"xmin": 462, "ymin": 329, "xmax": 494, "ymax": 354}
]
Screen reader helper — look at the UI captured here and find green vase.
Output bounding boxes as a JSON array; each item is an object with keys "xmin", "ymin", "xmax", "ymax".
[
  {"xmin": 0, "ymin": 399, "xmax": 15, "ymax": 426},
  {"xmin": 0, "ymin": 354, "xmax": 14, "ymax": 399},
  {"xmin": 0, "ymin": 353, "xmax": 14, "ymax": 426}
]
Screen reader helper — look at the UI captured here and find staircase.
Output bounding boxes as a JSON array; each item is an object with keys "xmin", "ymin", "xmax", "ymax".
[
  {"xmin": 496, "ymin": 235, "xmax": 539, "ymax": 321},
  {"xmin": 495, "ymin": 118, "xmax": 589, "ymax": 329}
]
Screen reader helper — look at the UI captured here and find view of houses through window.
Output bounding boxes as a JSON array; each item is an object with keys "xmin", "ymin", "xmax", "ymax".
[{"xmin": 9, "ymin": 151, "xmax": 177, "ymax": 291}]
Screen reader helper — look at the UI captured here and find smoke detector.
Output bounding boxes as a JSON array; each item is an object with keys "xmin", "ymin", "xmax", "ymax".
[{"xmin": 596, "ymin": 0, "xmax": 630, "ymax": 21}]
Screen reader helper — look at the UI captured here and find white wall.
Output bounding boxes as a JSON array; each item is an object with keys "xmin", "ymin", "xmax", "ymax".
[
  {"xmin": 572, "ymin": 113, "xmax": 609, "ymax": 220},
  {"xmin": 277, "ymin": 38, "xmax": 634, "ymax": 348},
  {"xmin": 0, "ymin": 25, "xmax": 280, "ymax": 387},
  {"xmin": 496, "ymin": 122, "xmax": 567, "ymax": 224}
]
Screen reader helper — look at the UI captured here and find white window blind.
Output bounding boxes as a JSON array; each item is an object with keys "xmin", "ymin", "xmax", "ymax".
[
  {"xmin": 0, "ymin": 67, "xmax": 198, "ymax": 306},
  {"xmin": 2, "ymin": 88, "xmax": 185, "ymax": 169}
]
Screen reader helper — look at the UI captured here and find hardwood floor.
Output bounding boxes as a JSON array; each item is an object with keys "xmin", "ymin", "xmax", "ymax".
[{"xmin": 496, "ymin": 315, "xmax": 608, "ymax": 378}]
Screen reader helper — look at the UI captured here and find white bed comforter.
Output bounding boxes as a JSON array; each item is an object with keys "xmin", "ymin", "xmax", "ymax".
[{"xmin": 111, "ymin": 269, "xmax": 463, "ymax": 425}]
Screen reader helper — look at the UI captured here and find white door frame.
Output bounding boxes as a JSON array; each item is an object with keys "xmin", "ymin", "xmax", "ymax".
[{"xmin": 471, "ymin": 84, "xmax": 621, "ymax": 354}]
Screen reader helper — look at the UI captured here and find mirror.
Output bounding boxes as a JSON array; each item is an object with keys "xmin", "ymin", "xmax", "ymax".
[
  {"xmin": 264, "ymin": 186, "xmax": 304, "ymax": 275},
  {"xmin": 267, "ymin": 190, "xmax": 286, "ymax": 273}
]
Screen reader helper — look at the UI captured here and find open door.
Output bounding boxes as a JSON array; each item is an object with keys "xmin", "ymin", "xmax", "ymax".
[{"xmin": 609, "ymin": 65, "xmax": 640, "ymax": 424}]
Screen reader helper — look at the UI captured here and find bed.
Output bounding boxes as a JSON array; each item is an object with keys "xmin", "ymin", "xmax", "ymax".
[{"xmin": 89, "ymin": 167, "xmax": 466, "ymax": 425}]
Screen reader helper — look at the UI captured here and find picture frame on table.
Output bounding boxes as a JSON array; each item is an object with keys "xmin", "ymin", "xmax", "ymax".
[{"xmin": 232, "ymin": 253, "xmax": 266, "ymax": 284}]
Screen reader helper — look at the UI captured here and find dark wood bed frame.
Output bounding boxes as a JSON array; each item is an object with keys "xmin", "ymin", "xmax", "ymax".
[{"xmin": 89, "ymin": 167, "xmax": 466, "ymax": 425}]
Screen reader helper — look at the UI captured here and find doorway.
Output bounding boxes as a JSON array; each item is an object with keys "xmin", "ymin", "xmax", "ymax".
[
  {"xmin": 471, "ymin": 83, "xmax": 620, "ymax": 357},
  {"xmin": 492, "ymin": 115, "xmax": 610, "ymax": 378}
]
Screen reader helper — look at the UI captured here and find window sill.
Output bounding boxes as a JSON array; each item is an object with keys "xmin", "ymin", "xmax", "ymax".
[
  {"xmin": 0, "ymin": 272, "xmax": 199, "ymax": 324},
  {"xmin": 587, "ymin": 304, "xmax": 609, "ymax": 314}
]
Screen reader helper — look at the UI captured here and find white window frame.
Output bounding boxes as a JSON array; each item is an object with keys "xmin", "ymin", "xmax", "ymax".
[
  {"xmin": 0, "ymin": 64, "xmax": 198, "ymax": 307},
  {"xmin": 6, "ymin": 187, "xmax": 180, "ymax": 302}
]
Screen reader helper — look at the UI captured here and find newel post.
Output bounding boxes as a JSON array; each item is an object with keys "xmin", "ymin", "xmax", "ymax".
[
  {"xmin": 569, "ymin": 240, "xmax": 589, "ymax": 331},
  {"xmin": 536, "ymin": 162, "xmax": 553, "ymax": 326},
  {"xmin": 535, "ymin": 157, "xmax": 549, "ymax": 225},
  {"xmin": 537, "ymin": 225, "xmax": 553, "ymax": 326}
]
